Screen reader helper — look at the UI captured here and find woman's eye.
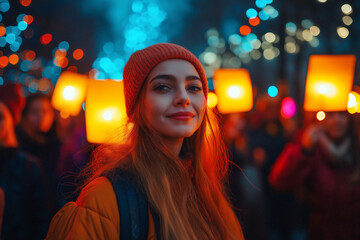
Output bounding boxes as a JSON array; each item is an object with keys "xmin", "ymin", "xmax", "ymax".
[
  {"xmin": 188, "ymin": 85, "xmax": 202, "ymax": 92},
  {"xmin": 154, "ymin": 84, "xmax": 170, "ymax": 91}
]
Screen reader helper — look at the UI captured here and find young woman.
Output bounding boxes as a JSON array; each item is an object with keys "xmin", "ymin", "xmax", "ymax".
[
  {"xmin": 46, "ymin": 43, "xmax": 244, "ymax": 240},
  {"xmin": 269, "ymin": 111, "xmax": 360, "ymax": 240}
]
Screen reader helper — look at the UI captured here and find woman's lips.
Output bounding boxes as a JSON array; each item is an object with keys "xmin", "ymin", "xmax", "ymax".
[{"xmin": 167, "ymin": 111, "xmax": 195, "ymax": 120}]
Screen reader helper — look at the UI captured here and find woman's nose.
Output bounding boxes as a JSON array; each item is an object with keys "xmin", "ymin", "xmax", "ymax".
[{"xmin": 174, "ymin": 87, "xmax": 190, "ymax": 106}]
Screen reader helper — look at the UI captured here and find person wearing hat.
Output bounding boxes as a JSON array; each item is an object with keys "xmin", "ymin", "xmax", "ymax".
[
  {"xmin": 46, "ymin": 43, "xmax": 244, "ymax": 239},
  {"xmin": 0, "ymin": 83, "xmax": 49, "ymax": 239}
]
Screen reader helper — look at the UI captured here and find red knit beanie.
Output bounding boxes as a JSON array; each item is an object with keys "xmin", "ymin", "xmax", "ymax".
[
  {"xmin": 0, "ymin": 83, "xmax": 25, "ymax": 124},
  {"xmin": 123, "ymin": 43, "xmax": 208, "ymax": 117}
]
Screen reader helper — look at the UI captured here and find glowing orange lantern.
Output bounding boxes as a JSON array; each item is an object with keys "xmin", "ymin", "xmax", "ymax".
[
  {"xmin": 51, "ymin": 71, "xmax": 88, "ymax": 116},
  {"xmin": 85, "ymin": 79, "xmax": 128, "ymax": 144},
  {"xmin": 213, "ymin": 69, "xmax": 253, "ymax": 113},
  {"xmin": 304, "ymin": 55, "xmax": 356, "ymax": 112}
]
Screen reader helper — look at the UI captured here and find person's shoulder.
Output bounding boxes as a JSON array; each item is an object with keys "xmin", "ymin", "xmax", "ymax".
[
  {"xmin": 76, "ymin": 177, "xmax": 119, "ymax": 221},
  {"xmin": 46, "ymin": 177, "xmax": 120, "ymax": 240}
]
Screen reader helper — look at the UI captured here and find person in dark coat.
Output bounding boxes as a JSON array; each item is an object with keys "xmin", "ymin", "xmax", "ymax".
[
  {"xmin": 15, "ymin": 93, "xmax": 61, "ymax": 216},
  {"xmin": 270, "ymin": 111, "xmax": 360, "ymax": 240},
  {"xmin": 0, "ymin": 83, "xmax": 48, "ymax": 240}
]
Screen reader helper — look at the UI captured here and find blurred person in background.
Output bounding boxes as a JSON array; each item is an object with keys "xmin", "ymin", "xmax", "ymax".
[
  {"xmin": 269, "ymin": 111, "xmax": 360, "ymax": 240},
  {"xmin": 223, "ymin": 112, "xmax": 269, "ymax": 240},
  {"xmin": 15, "ymin": 93, "xmax": 61, "ymax": 216},
  {"xmin": 0, "ymin": 83, "xmax": 48, "ymax": 239}
]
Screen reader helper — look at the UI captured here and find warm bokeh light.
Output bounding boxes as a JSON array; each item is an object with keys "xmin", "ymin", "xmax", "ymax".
[
  {"xmin": 309, "ymin": 26, "xmax": 320, "ymax": 36},
  {"xmin": 337, "ymin": 27, "xmax": 349, "ymax": 39},
  {"xmin": 8, "ymin": 54, "xmax": 19, "ymax": 65},
  {"xmin": 249, "ymin": 17, "xmax": 260, "ymax": 26},
  {"xmin": 207, "ymin": 92, "xmax": 218, "ymax": 108},
  {"xmin": 73, "ymin": 49, "xmax": 84, "ymax": 60},
  {"xmin": 85, "ymin": 79, "xmax": 128, "ymax": 144},
  {"xmin": 54, "ymin": 57, "xmax": 69, "ymax": 68},
  {"xmin": 281, "ymin": 97, "xmax": 296, "ymax": 119},
  {"xmin": 40, "ymin": 33, "xmax": 52, "ymax": 45},
  {"xmin": 0, "ymin": 56, "xmax": 9, "ymax": 68},
  {"xmin": 228, "ymin": 86, "xmax": 243, "ymax": 99},
  {"xmin": 24, "ymin": 50, "xmax": 36, "ymax": 61},
  {"xmin": 20, "ymin": 0, "xmax": 31, "ymax": 7},
  {"xmin": 304, "ymin": 55, "xmax": 356, "ymax": 112},
  {"xmin": 0, "ymin": 26, "xmax": 6, "ymax": 37},
  {"xmin": 347, "ymin": 91, "xmax": 360, "ymax": 114},
  {"xmin": 52, "ymin": 71, "xmax": 88, "ymax": 116},
  {"xmin": 62, "ymin": 86, "xmax": 76, "ymax": 100},
  {"xmin": 23, "ymin": 15, "xmax": 33, "ymax": 24},
  {"xmin": 213, "ymin": 69, "xmax": 253, "ymax": 113},
  {"xmin": 317, "ymin": 0, "xmax": 327, "ymax": 3},
  {"xmin": 67, "ymin": 66, "xmax": 78, "ymax": 72},
  {"xmin": 103, "ymin": 111, "xmax": 113, "ymax": 121},
  {"xmin": 316, "ymin": 111, "xmax": 326, "ymax": 121},
  {"xmin": 264, "ymin": 32, "xmax": 276, "ymax": 43},
  {"xmin": 239, "ymin": 25, "xmax": 251, "ymax": 36},
  {"xmin": 342, "ymin": 16, "xmax": 353, "ymax": 26},
  {"xmin": 60, "ymin": 110, "xmax": 70, "ymax": 119},
  {"xmin": 341, "ymin": 4, "xmax": 353, "ymax": 15}
]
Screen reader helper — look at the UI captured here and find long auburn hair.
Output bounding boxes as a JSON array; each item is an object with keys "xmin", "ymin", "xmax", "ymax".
[{"xmin": 81, "ymin": 79, "xmax": 243, "ymax": 239}]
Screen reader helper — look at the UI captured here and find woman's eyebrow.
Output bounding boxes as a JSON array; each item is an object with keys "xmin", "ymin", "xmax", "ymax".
[{"xmin": 150, "ymin": 74, "xmax": 201, "ymax": 83}]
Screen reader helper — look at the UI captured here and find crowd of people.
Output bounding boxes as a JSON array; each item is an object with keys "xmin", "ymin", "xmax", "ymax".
[
  {"xmin": 0, "ymin": 43, "xmax": 359, "ymax": 240},
  {"xmin": 0, "ymin": 83, "xmax": 88, "ymax": 239}
]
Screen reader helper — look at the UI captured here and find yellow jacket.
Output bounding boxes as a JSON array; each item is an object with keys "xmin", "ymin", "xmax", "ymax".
[{"xmin": 45, "ymin": 177, "xmax": 156, "ymax": 240}]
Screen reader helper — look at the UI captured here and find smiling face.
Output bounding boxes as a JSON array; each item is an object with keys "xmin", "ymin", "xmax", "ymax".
[{"xmin": 143, "ymin": 59, "xmax": 206, "ymax": 141}]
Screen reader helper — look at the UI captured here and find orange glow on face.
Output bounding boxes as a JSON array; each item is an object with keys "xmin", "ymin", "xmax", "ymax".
[
  {"xmin": 24, "ymin": 50, "xmax": 36, "ymax": 61},
  {"xmin": 239, "ymin": 25, "xmax": 251, "ymax": 36},
  {"xmin": 73, "ymin": 49, "xmax": 84, "ymax": 60},
  {"xmin": 23, "ymin": 15, "xmax": 33, "ymax": 24},
  {"xmin": 67, "ymin": 66, "xmax": 78, "ymax": 72},
  {"xmin": 0, "ymin": 26, "xmax": 6, "ymax": 37},
  {"xmin": 249, "ymin": 17, "xmax": 260, "ymax": 26},
  {"xmin": 0, "ymin": 56, "xmax": 9, "ymax": 68},
  {"xmin": 40, "ymin": 33, "xmax": 52, "ymax": 45},
  {"xmin": 20, "ymin": 0, "xmax": 32, "ymax": 7},
  {"xmin": 9, "ymin": 54, "xmax": 19, "ymax": 65}
]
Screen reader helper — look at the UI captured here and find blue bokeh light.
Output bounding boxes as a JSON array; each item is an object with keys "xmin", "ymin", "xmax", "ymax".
[
  {"xmin": 0, "ymin": 1, "xmax": 10, "ymax": 13},
  {"xmin": 103, "ymin": 42, "xmax": 114, "ymax": 54},
  {"xmin": 246, "ymin": 8, "xmax": 257, "ymax": 19},
  {"xmin": 132, "ymin": 1, "xmax": 143, "ymax": 13},
  {"xmin": 0, "ymin": 37, "xmax": 6, "ymax": 47},
  {"xmin": 18, "ymin": 21, "xmax": 28, "ymax": 31},
  {"xmin": 16, "ymin": 14, "xmax": 26, "ymax": 23},
  {"xmin": 58, "ymin": 41, "xmax": 70, "ymax": 51},
  {"xmin": 268, "ymin": 85, "xmax": 278, "ymax": 97},
  {"xmin": 259, "ymin": 10, "xmax": 270, "ymax": 21},
  {"xmin": 5, "ymin": 33, "xmax": 16, "ymax": 44},
  {"xmin": 0, "ymin": 77, "xmax": 3, "ymax": 85},
  {"xmin": 242, "ymin": 41, "xmax": 253, "ymax": 52},
  {"xmin": 255, "ymin": 0, "xmax": 267, "ymax": 9}
]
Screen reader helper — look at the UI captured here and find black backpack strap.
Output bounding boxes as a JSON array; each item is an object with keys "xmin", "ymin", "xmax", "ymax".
[{"xmin": 106, "ymin": 170, "xmax": 149, "ymax": 240}]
